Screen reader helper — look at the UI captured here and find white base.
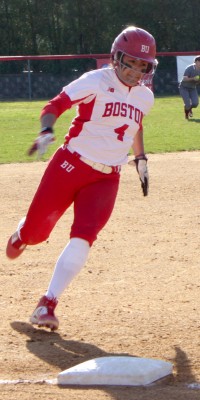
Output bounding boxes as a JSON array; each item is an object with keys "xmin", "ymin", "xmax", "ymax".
[{"xmin": 57, "ymin": 356, "xmax": 173, "ymax": 386}]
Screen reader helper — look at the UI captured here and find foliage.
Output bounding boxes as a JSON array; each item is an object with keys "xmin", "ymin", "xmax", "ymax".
[
  {"xmin": 1, "ymin": 96, "xmax": 200, "ymax": 164},
  {"xmin": 1, "ymin": 0, "xmax": 200, "ymax": 74}
]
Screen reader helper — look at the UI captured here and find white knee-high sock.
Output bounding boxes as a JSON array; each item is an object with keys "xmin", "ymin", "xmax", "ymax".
[{"xmin": 45, "ymin": 238, "xmax": 90, "ymax": 299}]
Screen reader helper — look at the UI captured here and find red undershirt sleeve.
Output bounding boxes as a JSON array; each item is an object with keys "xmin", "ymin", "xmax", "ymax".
[
  {"xmin": 40, "ymin": 91, "xmax": 94, "ymax": 120},
  {"xmin": 40, "ymin": 91, "xmax": 72, "ymax": 119}
]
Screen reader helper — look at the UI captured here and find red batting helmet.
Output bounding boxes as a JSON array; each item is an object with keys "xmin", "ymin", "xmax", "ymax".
[{"xmin": 111, "ymin": 26, "xmax": 157, "ymax": 74}]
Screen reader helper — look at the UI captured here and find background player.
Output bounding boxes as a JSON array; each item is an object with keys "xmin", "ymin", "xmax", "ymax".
[
  {"xmin": 6, "ymin": 26, "xmax": 157, "ymax": 331},
  {"xmin": 179, "ymin": 55, "xmax": 200, "ymax": 119}
]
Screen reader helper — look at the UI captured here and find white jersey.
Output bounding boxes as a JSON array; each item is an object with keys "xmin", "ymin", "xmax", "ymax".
[{"xmin": 63, "ymin": 67, "xmax": 154, "ymax": 166}]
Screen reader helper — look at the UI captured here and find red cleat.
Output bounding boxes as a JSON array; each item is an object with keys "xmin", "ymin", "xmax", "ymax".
[
  {"xmin": 6, "ymin": 231, "xmax": 27, "ymax": 259},
  {"xmin": 30, "ymin": 296, "xmax": 59, "ymax": 331}
]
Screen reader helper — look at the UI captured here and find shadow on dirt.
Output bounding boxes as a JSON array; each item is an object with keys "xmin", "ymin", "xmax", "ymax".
[
  {"xmin": 10, "ymin": 321, "xmax": 198, "ymax": 399},
  {"xmin": 11, "ymin": 321, "xmax": 133, "ymax": 370}
]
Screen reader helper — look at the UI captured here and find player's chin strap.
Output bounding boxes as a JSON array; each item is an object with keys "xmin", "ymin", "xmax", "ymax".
[{"xmin": 129, "ymin": 154, "xmax": 149, "ymax": 196}]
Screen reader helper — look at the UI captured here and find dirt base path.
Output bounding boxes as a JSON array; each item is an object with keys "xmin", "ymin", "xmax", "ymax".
[{"xmin": 0, "ymin": 152, "xmax": 200, "ymax": 399}]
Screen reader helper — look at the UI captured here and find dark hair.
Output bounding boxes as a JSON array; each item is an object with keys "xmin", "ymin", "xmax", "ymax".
[{"xmin": 194, "ymin": 55, "xmax": 200, "ymax": 62}]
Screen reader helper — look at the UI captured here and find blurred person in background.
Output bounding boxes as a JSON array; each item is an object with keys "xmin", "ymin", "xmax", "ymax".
[{"xmin": 179, "ymin": 55, "xmax": 200, "ymax": 119}]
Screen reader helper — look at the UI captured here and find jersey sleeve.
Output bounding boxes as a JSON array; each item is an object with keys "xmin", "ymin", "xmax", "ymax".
[
  {"xmin": 141, "ymin": 86, "xmax": 154, "ymax": 116},
  {"xmin": 62, "ymin": 71, "xmax": 98, "ymax": 105},
  {"xmin": 40, "ymin": 71, "xmax": 99, "ymax": 119}
]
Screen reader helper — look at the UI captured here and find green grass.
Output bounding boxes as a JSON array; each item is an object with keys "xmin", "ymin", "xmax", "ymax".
[
  {"xmin": 144, "ymin": 96, "xmax": 200, "ymax": 153},
  {"xmin": 0, "ymin": 100, "xmax": 74, "ymax": 163},
  {"xmin": 0, "ymin": 96, "xmax": 200, "ymax": 164}
]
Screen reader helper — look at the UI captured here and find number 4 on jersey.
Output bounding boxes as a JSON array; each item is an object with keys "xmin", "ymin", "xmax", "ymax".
[{"xmin": 114, "ymin": 124, "xmax": 129, "ymax": 141}]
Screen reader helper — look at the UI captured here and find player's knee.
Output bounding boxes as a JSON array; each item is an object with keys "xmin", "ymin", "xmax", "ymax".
[
  {"xmin": 70, "ymin": 230, "xmax": 96, "ymax": 247},
  {"xmin": 20, "ymin": 218, "xmax": 53, "ymax": 245},
  {"xmin": 21, "ymin": 229, "xmax": 49, "ymax": 245},
  {"xmin": 26, "ymin": 232, "xmax": 49, "ymax": 245}
]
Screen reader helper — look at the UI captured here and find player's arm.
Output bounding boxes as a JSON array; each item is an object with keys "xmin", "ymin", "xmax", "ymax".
[
  {"xmin": 132, "ymin": 126, "xmax": 145, "ymax": 157},
  {"xmin": 28, "ymin": 92, "xmax": 72, "ymax": 156},
  {"xmin": 182, "ymin": 75, "xmax": 199, "ymax": 82},
  {"xmin": 129, "ymin": 127, "xmax": 149, "ymax": 196}
]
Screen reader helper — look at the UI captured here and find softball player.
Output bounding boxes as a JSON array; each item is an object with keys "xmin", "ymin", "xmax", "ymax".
[
  {"xmin": 179, "ymin": 55, "xmax": 200, "ymax": 119},
  {"xmin": 6, "ymin": 26, "xmax": 157, "ymax": 331}
]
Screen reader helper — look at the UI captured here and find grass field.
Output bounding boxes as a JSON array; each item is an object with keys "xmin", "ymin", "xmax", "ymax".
[{"xmin": 0, "ymin": 96, "xmax": 200, "ymax": 164}]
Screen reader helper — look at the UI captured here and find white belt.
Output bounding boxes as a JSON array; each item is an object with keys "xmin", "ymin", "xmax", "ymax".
[{"xmin": 66, "ymin": 145, "xmax": 121, "ymax": 174}]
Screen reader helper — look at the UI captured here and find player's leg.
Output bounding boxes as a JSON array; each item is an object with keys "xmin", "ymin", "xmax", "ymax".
[
  {"xmin": 30, "ymin": 237, "xmax": 90, "ymax": 330},
  {"xmin": 179, "ymin": 86, "xmax": 191, "ymax": 119},
  {"xmin": 71, "ymin": 171, "xmax": 120, "ymax": 245},
  {"xmin": 190, "ymin": 88, "xmax": 199, "ymax": 116},
  {"xmin": 6, "ymin": 146, "xmax": 79, "ymax": 259},
  {"xmin": 43, "ymin": 174, "xmax": 120, "ymax": 298},
  {"xmin": 30, "ymin": 172, "xmax": 120, "ymax": 330}
]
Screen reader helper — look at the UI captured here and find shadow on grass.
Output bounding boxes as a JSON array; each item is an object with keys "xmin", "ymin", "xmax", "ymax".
[{"xmin": 187, "ymin": 118, "xmax": 200, "ymax": 123}]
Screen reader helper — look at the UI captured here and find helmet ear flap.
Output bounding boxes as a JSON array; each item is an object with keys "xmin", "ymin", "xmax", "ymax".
[
  {"xmin": 112, "ymin": 51, "xmax": 121, "ymax": 68},
  {"xmin": 146, "ymin": 63, "xmax": 152, "ymax": 74},
  {"xmin": 114, "ymin": 51, "xmax": 123, "ymax": 64},
  {"xmin": 146, "ymin": 59, "xmax": 158, "ymax": 75},
  {"xmin": 113, "ymin": 59, "xmax": 119, "ymax": 69}
]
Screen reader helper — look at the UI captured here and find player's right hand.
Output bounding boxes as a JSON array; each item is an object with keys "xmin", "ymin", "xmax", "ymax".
[{"xmin": 28, "ymin": 128, "xmax": 55, "ymax": 157}]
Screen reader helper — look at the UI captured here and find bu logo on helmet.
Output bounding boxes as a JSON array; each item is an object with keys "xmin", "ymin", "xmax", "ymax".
[{"xmin": 141, "ymin": 45, "xmax": 149, "ymax": 53}]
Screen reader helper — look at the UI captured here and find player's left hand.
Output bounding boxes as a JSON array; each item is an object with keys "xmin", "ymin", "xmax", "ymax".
[
  {"xmin": 28, "ymin": 129, "xmax": 55, "ymax": 157},
  {"xmin": 129, "ymin": 155, "xmax": 149, "ymax": 196}
]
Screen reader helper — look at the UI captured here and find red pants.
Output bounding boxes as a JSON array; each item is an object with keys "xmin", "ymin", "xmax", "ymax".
[{"xmin": 20, "ymin": 146, "xmax": 120, "ymax": 246}]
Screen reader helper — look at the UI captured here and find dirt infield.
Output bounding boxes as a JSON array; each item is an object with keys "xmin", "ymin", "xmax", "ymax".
[{"xmin": 0, "ymin": 152, "xmax": 200, "ymax": 400}]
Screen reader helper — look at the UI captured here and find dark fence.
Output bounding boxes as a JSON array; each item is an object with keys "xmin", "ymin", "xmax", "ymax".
[
  {"xmin": 0, "ymin": 72, "xmax": 74, "ymax": 100},
  {"xmin": 0, "ymin": 52, "xmax": 200, "ymax": 99},
  {"xmin": 0, "ymin": 70, "xmax": 180, "ymax": 100}
]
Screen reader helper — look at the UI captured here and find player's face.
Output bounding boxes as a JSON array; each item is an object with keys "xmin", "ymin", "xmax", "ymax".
[
  {"xmin": 195, "ymin": 60, "xmax": 200, "ymax": 69},
  {"xmin": 116, "ymin": 55, "xmax": 149, "ymax": 86}
]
